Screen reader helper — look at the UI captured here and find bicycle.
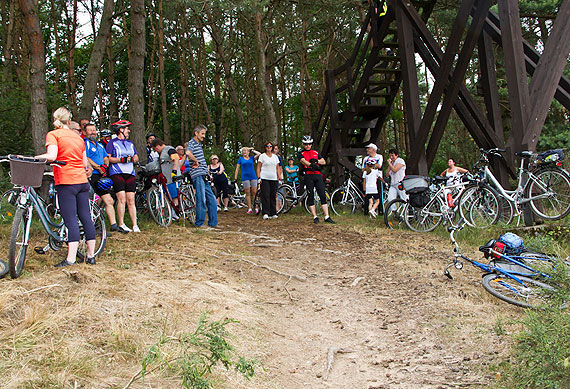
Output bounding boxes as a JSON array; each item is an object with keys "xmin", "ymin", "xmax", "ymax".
[
  {"xmin": 443, "ymin": 219, "xmax": 567, "ymax": 308},
  {"xmin": 402, "ymin": 175, "xmax": 472, "ymax": 232},
  {"xmin": 253, "ymin": 180, "xmax": 286, "ymax": 215},
  {"xmin": 227, "ymin": 181, "xmax": 247, "ymax": 209},
  {"xmin": 279, "ymin": 180, "xmax": 330, "ymax": 215},
  {"xmin": 330, "ymin": 168, "xmax": 388, "ymax": 216},
  {"xmin": 459, "ymin": 148, "xmax": 570, "ymax": 226},
  {"xmin": 1, "ymin": 155, "xmax": 106, "ymax": 278}
]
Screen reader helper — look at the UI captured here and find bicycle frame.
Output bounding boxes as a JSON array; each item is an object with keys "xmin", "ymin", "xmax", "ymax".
[
  {"xmin": 483, "ymin": 159, "xmax": 552, "ymax": 207},
  {"xmin": 17, "ymin": 187, "xmax": 65, "ymax": 240}
]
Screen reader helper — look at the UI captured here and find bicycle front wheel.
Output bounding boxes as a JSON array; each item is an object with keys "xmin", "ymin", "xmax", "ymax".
[
  {"xmin": 330, "ymin": 187, "xmax": 356, "ymax": 216},
  {"xmin": 404, "ymin": 197, "xmax": 443, "ymax": 232},
  {"xmin": 458, "ymin": 184, "xmax": 501, "ymax": 228},
  {"xmin": 146, "ymin": 187, "xmax": 173, "ymax": 226},
  {"xmin": 481, "ymin": 273, "xmax": 556, "ymax": 309},
  {"xmin": 528, "ymin": 168, "xmax": 570, "ymax": 220},
  {"xmin": 8, "ymin": 207, "xmax": 30, "ymax": 278},
  {"xmin": 384, "ymin": 199, "xmax": 407, "ymax": 229}
]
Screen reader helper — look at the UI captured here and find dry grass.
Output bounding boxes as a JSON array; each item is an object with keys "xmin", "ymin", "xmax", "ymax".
[{"xmin": 0, "ymin": 219, "xmax": 265, "ymax": 388}]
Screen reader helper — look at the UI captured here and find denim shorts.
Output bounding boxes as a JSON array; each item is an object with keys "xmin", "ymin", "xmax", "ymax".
[{"xmin": 242, "ymin": 179, "xmax": 258, "ymax": 189}]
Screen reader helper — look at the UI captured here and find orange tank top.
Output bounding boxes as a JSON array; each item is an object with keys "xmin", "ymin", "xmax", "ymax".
[{"xmin": 45, "ymin": 128, "xmax": 88, "ymax": 186}]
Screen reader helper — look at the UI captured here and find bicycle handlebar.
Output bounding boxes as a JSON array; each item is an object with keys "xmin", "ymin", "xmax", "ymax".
[{"xmin": 0, "ymin": 155, "xmax": 66, "ymax": 166}]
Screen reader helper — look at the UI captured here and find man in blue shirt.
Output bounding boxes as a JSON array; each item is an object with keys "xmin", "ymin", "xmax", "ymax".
[
  {"xmin": 185, "ymin": 124, "xmax": 217, "ymax": 227},
  {"xmin": 84, "ymin": 123, "xmax": 119, "ymax": 232}
]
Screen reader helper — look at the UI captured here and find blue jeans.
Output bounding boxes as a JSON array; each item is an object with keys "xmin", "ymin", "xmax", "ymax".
[{"xmin": 194, "ymin": 175, "xmax": 217, "ymax": 227}]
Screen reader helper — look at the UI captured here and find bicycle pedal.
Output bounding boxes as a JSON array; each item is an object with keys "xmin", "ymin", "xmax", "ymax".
[{"xmin": 34, "ymin": 246, "xmax": 46, "ymax": 255}]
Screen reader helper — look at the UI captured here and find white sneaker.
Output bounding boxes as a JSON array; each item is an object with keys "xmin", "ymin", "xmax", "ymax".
[
  {"xmin": 271, "ymin": 215, "xmax": 278, "ymax": 219},
  {"xmin": 223, "ymin": 207, "xmax": 228, "ymax": 212},
  {"xmin": 263, "ymin": 214, "xmax": 270, "ymax": 220},
  {"xmin": 369, "ymin": 210, "xmax": 377, "ymax": 218},
  {"xmin": 132, "ymin": 225, "xmax": 140, "ymax": 232},
  {"xmin": 120, "ymin": 224, "xmax": 132, "ymax": 232}
]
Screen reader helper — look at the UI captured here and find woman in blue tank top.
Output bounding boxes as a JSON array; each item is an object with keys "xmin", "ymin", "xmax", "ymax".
[{"xmin": 234, "ymin": 146, "xmax": 261, "ymax": 214}]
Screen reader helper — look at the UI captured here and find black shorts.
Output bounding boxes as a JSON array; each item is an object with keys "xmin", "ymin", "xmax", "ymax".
[
  {"xmin": 110, "ymin": 173, "xmax": 136, "ymax": 193},
  {"xmin": 304, "ymin": 174, "xmax": 326, "ymax": 206},
  {"xmin": 365, "ymin": 193, "xmax": 381, "ymax": 202},
  {"xmin": 89, "ymin": 174, "xmax": 111, "ymax": 197}
]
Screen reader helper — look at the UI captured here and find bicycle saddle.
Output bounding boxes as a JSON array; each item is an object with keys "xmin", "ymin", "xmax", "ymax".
[
  {"xmin": 479, "ymin": 239, "xmax": 496, "ymax": 258},
  {"xmin": 515, "ymin": 151, "xmax": 533, "ymax": 158},
  {"xmin": 432, "ymin": 175, "xmax": 447, "ymax": 184},
  {"xmin": 172, "ymin": 175, "xmax": 185, "ymax": 182}
]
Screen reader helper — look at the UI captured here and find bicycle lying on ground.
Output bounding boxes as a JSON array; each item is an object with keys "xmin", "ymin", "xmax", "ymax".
[
  {"xmin": 459, "ymin": 148, "xmax": 570, "ymax": 226},
  {"xmin": 0, "ymin": 155, "xmax": 106, "ymax": 278},
  {"xmin": 443, "ymin": 218, "xmax": 569, "ymax": 308}
]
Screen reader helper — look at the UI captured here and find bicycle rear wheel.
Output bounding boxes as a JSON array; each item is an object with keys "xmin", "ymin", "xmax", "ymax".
[
  {"xmin": 404, "ymin": 197, "xmax": 443, "ymax": 232},
  {"xmin": 278, "ymin": 184, "xmax": 295, "ymax": 214},
  {"xmin": 481, "ymin": 273, "xmax": 556, "ymax": 309},
  {"xmin": 528, "ymin": 168, "xmax": 570, "ymax": 220},
  {"xmin": 384, "ymin": 199, "xmax": 407, "ymax": 229},
  {"xmin": 146, "ymin": 187, "xmax": 172, "ymax": 226},
  {"xmin": 330, "ymin": 187, "xmax": 356, "ymax": 216},
  {"xmin": 8, "ymin": 207, "xmax": 30, "ymax": 278},
  {"xmin": 0, "ymin": 188, "xmax": 19, "ymax": 222},
  {"xmin": 0, "ymin": 259, "xmax": 8, "ymax": 279},
  {"xmin": 77, "ymin": 201, "xmax": 106, "ymax": 261},
  {"xmin": 178, "ymin": 187, "xmax": 196, "ymax": 224},
  {"xmin": 304, "ymin": 190, "xmax": 329, "ymax": 215}
]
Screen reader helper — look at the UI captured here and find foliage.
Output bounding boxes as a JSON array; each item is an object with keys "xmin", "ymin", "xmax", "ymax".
[{"xmin": 137, "ymin": 313, "xmax": 258, "ymax": 388}]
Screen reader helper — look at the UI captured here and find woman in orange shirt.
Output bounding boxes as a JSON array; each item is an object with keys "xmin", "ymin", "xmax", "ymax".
[{"xmin": 35, "ymin": 107, "xmax": 97, "ymax": 267}]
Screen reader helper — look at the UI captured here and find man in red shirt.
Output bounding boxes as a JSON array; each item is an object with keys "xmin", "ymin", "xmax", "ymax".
[{"xmin": 297, "ymin": 135, "xmax": 335, "ymax": 224}]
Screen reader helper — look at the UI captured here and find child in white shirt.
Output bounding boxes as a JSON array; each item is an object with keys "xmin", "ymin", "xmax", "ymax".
[{"xmin": 362, "ymin": 161, "xmax": 382, "ymax": 218}]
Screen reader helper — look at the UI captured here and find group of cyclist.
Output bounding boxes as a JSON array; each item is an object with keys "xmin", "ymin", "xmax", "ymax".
[{"xmin": 35, "ymin": 103, "xmax": 472, "ymax": 268}]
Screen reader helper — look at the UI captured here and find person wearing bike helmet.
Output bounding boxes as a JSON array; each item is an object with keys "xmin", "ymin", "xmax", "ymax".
[
  {"xmin": 99, "ymin": 128, "xmax": 112, "ymax": 146},
  {"xmin": 146, "ymin": 133, "xmax": 159, "ymax": 162},
  {"xmin": 35, "ymin": 107, "xmax": 97, "ymax": 267},
  {"xmin": 106, "ymin": 119, "xmax": 140, "ymax": 233},
  {"xmin": 84, "ymin": 122, "xmax": 119, "ymax": 232},
  {"xmin": 297, "ymin": 135, "xmax": 335, "ymax": 224}
]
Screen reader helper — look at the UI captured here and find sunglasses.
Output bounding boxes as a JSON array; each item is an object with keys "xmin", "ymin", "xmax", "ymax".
[{"xmin": 265, "ymin": 145, "xmax": 273, "ymax": 148}]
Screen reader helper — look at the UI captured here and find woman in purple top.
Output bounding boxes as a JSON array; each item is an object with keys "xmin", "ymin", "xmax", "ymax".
[{"xmin": 106, "ymin": 120, "xmax": 140, "ymax": 233}]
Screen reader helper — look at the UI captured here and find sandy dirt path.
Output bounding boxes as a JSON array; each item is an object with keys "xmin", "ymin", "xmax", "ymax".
[{"xmin": 0, "ymin": 210, "xmax": 519, "ymax": 388}]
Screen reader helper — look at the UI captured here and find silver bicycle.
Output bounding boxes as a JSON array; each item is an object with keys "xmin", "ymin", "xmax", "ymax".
[
  {"xmin": 458, "ymin": 148, "xmax": 570, "ymax": 226},
  {"xmin": 330, "ymin": 168, "xmax": 387, "ymax": 216}
]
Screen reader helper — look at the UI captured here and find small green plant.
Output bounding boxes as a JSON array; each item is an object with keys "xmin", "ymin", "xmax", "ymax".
[
  {"xmin": 126, "ymin": 313, "xmax": 258, "ymax": 389},
  {"xmin": 493, "ymin": 316, "xmax": 505, "ymax": 337}
]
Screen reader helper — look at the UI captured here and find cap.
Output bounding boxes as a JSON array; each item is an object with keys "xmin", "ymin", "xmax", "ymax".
[
  {"xmin": 210, "ymin": 155, "xmax": 219, "ymax": 161},
  {"xmin": 365, "ymin": 143, "xmax": 377, "ymax": 151}
]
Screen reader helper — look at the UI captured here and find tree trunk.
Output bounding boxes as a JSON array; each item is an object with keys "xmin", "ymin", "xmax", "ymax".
[
  {"xmin": 202, "ymin": 2, "xmax": 248, "ymax": 144},
  {"xmin": 18, "ymin": 0, "xmax": 49, "ymax": 153},
  {"xmin": 66, "ymin": 0, "xmax": 78, "ymax": 115},
  {"xmin": 157, "ymin": 0, "xmax": 170, "ymax": 143},
  {"xmin": 254, "ymin": 13, "xmax": 279, "ymax": 143},
  {"xmin": 128, "ymin": 0, "xmax": 146, "ymax": 159},
  {"xmin": 107, "ymin": 34, "xmax": 118, "ymax": 124},
  {"xmin": 78, "ymin": 0, "xmax": 115, "ymax": 121}
]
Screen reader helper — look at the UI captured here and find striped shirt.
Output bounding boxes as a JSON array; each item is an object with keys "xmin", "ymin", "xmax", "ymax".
[{"xmin": 186, "ymin": 138, "xmax": 208, "ymax": 179}]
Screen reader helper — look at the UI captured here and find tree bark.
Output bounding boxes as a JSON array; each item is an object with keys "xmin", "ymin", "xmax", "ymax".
[
  {"xmin": 128, "ymin": 0, "xmax": 146, "ymax": 159},
  {"xmin": 66, "ymin": 0, "xmax": 78, "ymax": 115},
  {"xmin": 254, "ymin": 13, "xmax": 279, "ymax": 143},
  {"xmin": 157, "ymin": 0, "xmax": 170, "ymax": 143},
  {"xmin": 18, "ymin": 0, "xmax": 49, "ymax": 153},
  {"xmin": 78, "ymin": 0, "xmax": 115, "ymax": 121}
]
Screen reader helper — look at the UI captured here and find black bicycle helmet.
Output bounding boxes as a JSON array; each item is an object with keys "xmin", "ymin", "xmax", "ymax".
[
  {"xmin": 146, "ymin": 132, "xmax": 156, "ymax": 140},
  {"xmin": 111, "ymin": 120, "xmax": 132, "ymax": 134},
  {"xmin": 100, "ymin": 129, "xmax": 112, "ymax": 137},
  {"xmin": 302, "ymin": 135, "xmax": 313, "ymax": 144}
]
